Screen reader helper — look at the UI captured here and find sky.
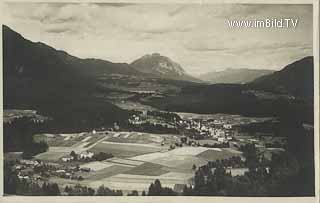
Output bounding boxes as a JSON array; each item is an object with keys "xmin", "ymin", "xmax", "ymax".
[{"xmin": 2, "ymin": 3, "xmax": 313, "ymax": 75}]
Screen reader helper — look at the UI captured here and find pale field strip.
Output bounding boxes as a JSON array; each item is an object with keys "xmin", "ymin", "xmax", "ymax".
[
  {"xmin": 128, "ymin": 152, "xmax": 168, "ymax": 162},
  {"xmin": 88, "ymin": 173, "xmax": 192, "ymax": 191},
  {"xmin": 159, "ymin": 172, "xmax": 194, "ymax": 179},
  {"xmin": 129, "ymin": 147, "xmax": 222, "ymax": 162},
  {"xmin": 112, "ymin": 133, "xmax": 121, "ymax": 138},
  {"xmin": 80, "ymin": 134, "xmax": 110, "ymax": 151},
  {"xmin": 223, "ymin": 148, "xmax": 243, "ymax": 154},
  {"xmin": 107, "ymin": 173, "xmax": 192, "ymax": 183},
  {"xmin": 42, "ymin": 133, "xmax": 55, "ymax": 138},
  {"xmin": 123, "ymin": 133, "xmax": 131, "ymax": 138},
  {"xmin": 63, "ymin": 136, "xmax": 71, "ymax": 141},
  {"xmin": 88, "ymin": 180, "xmax": 175, "ymax": 192},
  {"xmin": 81, "ymin": 136, "xmax": 92, "ymax": 142},
  {"xmin": 105, "ymin": 158, "xmax": 145, "ymax": 166},
  {"xmin": 101, "ymin": 141, "xmax": 163, "ymax": 149},
  {"xmin": 151, "ymin": 155, "xmax": 207, "ymax": 168},
  {"xmin": 80, "ymin": 161, "xmax": 116, "ymax": 171}
]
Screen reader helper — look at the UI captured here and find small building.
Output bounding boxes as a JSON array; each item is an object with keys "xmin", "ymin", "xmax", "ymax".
[
  {"xmin": 218, "ymin": 137, "xmax": 226, "ymax": 143},
  {"xmin": 61, "ymin": 156, "xmax": 74, "ymax": 162},
  {"xmin": 17, "ymin": 174, "xmax": 30, "ymax": 180},
  {"xmin": 223, "ymin": 124, "xmax": 232, "ymax": 129},
  {"xmin": 173, "ymin": 184, "xmax": 186, "ymax": 193},
  {"xmin": 56, "ymin": 169, "xmax": 66, "ymax": 174},
  {"xmin": 80, "ymin": 167, "xmax": 91, "ymax": 172},
  {"xmin": 226, "ymin": 168, "xmax": 249, "ymax": 177},
  {"xmin": 226, "ymin": 136, "xmax": 233, "ymax": 141},
  {"xmin": 114, "ymin": 122, "xmax": 120, "ymax": 131},
  {"xmin": 79, "ymin": 151, "xmax": 94, "ymax": 159},
  {"xmin": 65, "ymin": 172, "xmax": 72, "ymax": 178},
  {"xmin": 20, "ymin": 159, "xmax": 38, "ymax": 166}
]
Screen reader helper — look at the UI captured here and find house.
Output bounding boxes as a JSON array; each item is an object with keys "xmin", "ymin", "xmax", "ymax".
[
  {"xmin": 79, "ymin": 151, "xmax": 94, "ymax": 159},
  {"xmin": 80, "ymin": 167, "xmax": 91, "ymax": 172},
  {"xmin": 61, "ymin": 155, "xmax": 74, "ymax": 162},
  {"xmin": 218, "ymin": 137, "xmax": 226, "ymax": 143},
  {"xmin": 18, "ymin": 174, "xmax": 30, "ymax": 180},
  {"xmin": 20, "ymin": 159, "xmax": 38, "ymax": 166},
  {"xmin": 226, "ymin": 136, "xmax": 233, "ymax": 140},
  {"xmin": 56, "ymin": 169, "xmax": 66, "ymax": 174},
  {"xmin": 173, "ymin": 184, "xmax": 186, "ymax": 193},
  {"xmin": 225, "ymin": 168, "xmax": 249, "ymax": 177},
  {"xmin": 65, "ymin": 172, "xmax": 72, "ymax": 178},
  {"xmin": 223, "ymin": 124, "xmax": 232, "ymax": 129}
]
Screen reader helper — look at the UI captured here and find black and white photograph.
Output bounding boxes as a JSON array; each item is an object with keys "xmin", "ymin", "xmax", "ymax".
[{"xmin": 1, "ymin": 1, "xmax": 318, "ymax": 199}]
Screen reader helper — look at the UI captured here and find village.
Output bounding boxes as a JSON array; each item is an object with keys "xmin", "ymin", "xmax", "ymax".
[{"xmin": 4, "ymin": 108, "xmax": 288, "ymax": 195}]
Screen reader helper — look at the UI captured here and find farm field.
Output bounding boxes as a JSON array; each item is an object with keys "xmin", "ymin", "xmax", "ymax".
[
  {"xmin": 87, "ymin": 172, "xmax": 193, "ymax": 193},
  {"xmin": 90, "ymin": 141, "xmax": 165, "ymax": 158},
  {"xmin": 105, "ymin": 131, "xmax": 177, "ymax": 145},
  {"xmin": 80, "ymin": 165, "xmax": 133, "ymax": 181},
  {"xmin": 123, "ymin": 162, "xmax": 169, "ymax": 176},
  {"xmin": 129, "ymin": 147, "xmax": 243, "ymax": 171},
  {"xmin": 32, "ymin": 130, "xmax": 243, "ymax": 194}
]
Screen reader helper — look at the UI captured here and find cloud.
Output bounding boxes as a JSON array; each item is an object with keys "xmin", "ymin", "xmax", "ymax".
[
  {"xmin": 186, "ymin": 41, "xmax": 312, "ymax": 53},
  {"xmin": 44, "ymin": 23, "xmax": 74, "ymax": 34}
]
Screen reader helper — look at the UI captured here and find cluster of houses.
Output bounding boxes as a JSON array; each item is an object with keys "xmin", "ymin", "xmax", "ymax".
[
  {"xmin": 16, "ymin": 159, "xmax": 43, "ymax": 180},
  {"xmin": 128, "ymin": 111, "xmax": 175, "ymax": 129},
  {"xmin": 14, "ymin": 158, "xmax": 92, "ymax": 182},
  {"xmin": 178, "ymin": 119, "xmax": 237, "ymax": 143},
  {"xmin": 61, "ymin": 151, "xmax": 95, "ymax": 162}
]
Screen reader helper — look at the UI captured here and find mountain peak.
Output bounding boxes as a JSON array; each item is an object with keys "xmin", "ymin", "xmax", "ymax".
[
  {"xmin": 131, "ymin": 53, "xmax": 186, "ymax": 76},
  {"xmin": 130, "ymin": 53, "xmax": 201, "ymax": 82}
]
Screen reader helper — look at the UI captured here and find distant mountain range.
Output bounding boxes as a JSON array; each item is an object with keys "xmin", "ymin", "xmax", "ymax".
[
  {"xmin": 147, "ymin": 56, "xmax": 314, "ymax": 123},
  {"xmin": 2, "ymin": 25, "xmax": 201, "ymax": 131},
  {"xmin": 199, "ymin": 68, "xmax": 274, "ymax": 84},
  {"xmin": 3, "ymin": 24, "xmax": 314, "ymax": 129},
  {"xmin": 131, "ymin": 53, "xmax": 201, "ymax": 82},
  {"xmin": 3, "ymin": 25, "xmax": 133, "ymax": 131}
]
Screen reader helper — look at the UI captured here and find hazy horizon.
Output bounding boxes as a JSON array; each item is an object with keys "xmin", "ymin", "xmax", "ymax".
[{"xmin": 2, "ymin": 3, "xmax": 313, "ymax": 75}]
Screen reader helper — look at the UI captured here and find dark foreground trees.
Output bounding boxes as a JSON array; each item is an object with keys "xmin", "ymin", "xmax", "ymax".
[
  {"xmin": 148, "ymin": 179, "xmax": 177, "ymax": 196},
  {"xmin": 183, "ymin": 131, "xmax": 314, "ymax": 197},
  {"xmin": 4, "ymin": 118, "xmax": 49, "ymax": 159}
]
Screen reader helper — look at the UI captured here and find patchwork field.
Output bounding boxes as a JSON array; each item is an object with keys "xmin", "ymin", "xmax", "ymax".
[
  {"xmin": 90, "ymin": 141, "xmax": 164, "ymax": 158},
  {"xmin": 87, "ymin": 172, "xmax": 194, "ymax": 193},
  {"xmin": 34, "ymin": 132, "xmax": 107, "ymax": 148},
  {"xmin": 105, "ymin": 131, "xmax": 177, "ymax": 145},
  {"xmin": 129, "ymin": 147, "xmax": 242, "ymax": 172},
  {"xmin": 80, "ymin": 165, "xmax": 133, "ymax": 181},
  {"xmin": 33, "ymin": 130, "xmax": 243, "ymax": 193}
]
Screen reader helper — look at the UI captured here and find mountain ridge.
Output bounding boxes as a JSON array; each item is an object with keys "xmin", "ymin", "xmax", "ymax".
[
  {"xmin": 250, "ymin": 56, "xmax": 314, "ymax": 98},
  {"xmin": 3, "ymin": 25, "xmax": 133, "ymax": 132},
  {"xmin": 199, "ymin": 68, "xmax": 274, "ymax": 84}
]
